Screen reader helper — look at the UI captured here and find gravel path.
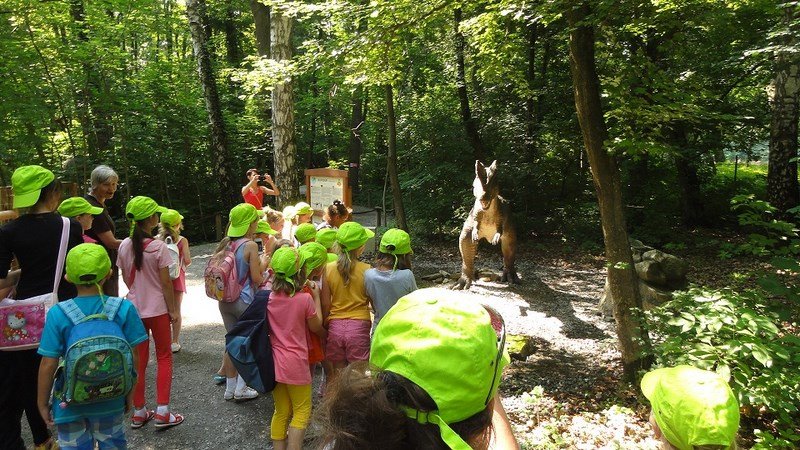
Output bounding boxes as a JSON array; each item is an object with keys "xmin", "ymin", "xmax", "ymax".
[{"xmin": 23, "ymin": 239, "xmax": 661, "ymax": 449}]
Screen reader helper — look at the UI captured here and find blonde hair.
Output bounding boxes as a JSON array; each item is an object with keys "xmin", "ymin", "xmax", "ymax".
[
  {"xmin": 158, "ymin": 222, "xmax": 180, "ymax": 242},
  {"xmin": 265, "ymin": 208, "xmax": 283, "ymax": 226},
  {"xmin": 336, "ymin": 247, "xmax": 361, "ymax": 286}
]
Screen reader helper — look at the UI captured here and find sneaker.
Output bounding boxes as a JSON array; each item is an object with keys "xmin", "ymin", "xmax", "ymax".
[
  {"xmin": 213, "ymin": 373, "xmax": 226, "ymax": 385},
  {"xmin": 223, "ymin": 389, "xmax": 235, "ymax": 401},
  {"xmin": 233, "ymin": 386, "xmax": 259, "ymax": 402},
  {"xmin": 171, "ymin": 343, "xmax": 182, "ymax": 353},
  {"xmin": 154, "ymin": 412, "xmax": 184, "ymax": 430}
]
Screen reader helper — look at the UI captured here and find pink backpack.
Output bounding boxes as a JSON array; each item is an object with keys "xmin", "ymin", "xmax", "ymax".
[{"xmin": 204, "ymin": 239, "xmax": 247, "ymax": 303}]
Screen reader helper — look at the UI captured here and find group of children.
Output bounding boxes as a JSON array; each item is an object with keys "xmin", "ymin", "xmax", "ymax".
[{"xmin": 4, "ymin": 164, "xmax": 743, "ymax": 450}]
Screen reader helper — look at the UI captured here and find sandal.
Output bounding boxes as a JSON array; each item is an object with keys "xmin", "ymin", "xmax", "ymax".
[
  {"xmin": 154, "ymin": 412, "xmax": 185, "ymax": 430},
  {"xmin": 131, "ymin": 410, "xmax": 155, "ymax": 429}
]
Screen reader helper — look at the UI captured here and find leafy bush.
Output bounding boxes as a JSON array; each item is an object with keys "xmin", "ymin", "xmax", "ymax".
[{"xmin": 644, "ymin": 288, "xmax": 800, "ymax": 448}]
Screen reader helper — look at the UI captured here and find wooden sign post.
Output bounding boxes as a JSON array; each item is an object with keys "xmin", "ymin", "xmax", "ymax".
[{"xmin": 305, "ymin": 169, "xmax": 351, "ymax": 216}]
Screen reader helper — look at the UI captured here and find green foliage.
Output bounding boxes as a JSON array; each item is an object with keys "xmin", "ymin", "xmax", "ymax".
[{"xmin": 644, "ymin": 287, "xmax": 800, "ymax": 448}]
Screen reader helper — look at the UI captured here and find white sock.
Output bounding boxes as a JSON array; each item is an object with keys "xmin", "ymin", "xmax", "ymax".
[
  {"xmin": 156, "ymin": 405, "xmax": 169, "ymax": 416},
  {"xmin": 226, "ymin": 377, "xmax": 237, "ymax": 392},
  {"xmin": 134, "ymin": 407, "xmax": 148, "ymax": 417},
  {"xmin": 235, "ymin": 375, "xmax": 246, "ymax": 392}
]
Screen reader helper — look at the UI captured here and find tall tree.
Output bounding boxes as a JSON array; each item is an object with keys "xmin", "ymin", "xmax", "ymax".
[
  {"xmin": 385, "ymin": 83, "xmax": 407, "ymax": 230},
  {"xmin": 566, "ymin": 2, "xmax": 651, "ymax": 380},
  {"xmin": 271, "ymin": 5, "xmax": 299, "ymax": 203},
  {"xmin": 186, "ymin": 0, "xmax": 237, "ymax": 207},
  {"xmin": 767, "ymin": 4, "xmax": 800, "ymax": 214},
  {"xmin": 453, "ymin": 7, "xmax": 485, "ymax": 162}
]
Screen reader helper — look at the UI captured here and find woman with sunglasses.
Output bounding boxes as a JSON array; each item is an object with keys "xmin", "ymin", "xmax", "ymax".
[{"xmin": 316, "ymin": 288, "xmax": 518, "ymax": 450}]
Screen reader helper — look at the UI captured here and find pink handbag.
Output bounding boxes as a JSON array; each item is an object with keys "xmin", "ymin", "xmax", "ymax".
[{"xmin": 0, "ymin": 217, "xmax": 70, "ymax": 351}]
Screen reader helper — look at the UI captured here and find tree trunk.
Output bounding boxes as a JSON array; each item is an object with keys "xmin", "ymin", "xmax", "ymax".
[
  {"xmin": 223, "ymin": 2, "xmax": 241, "ymax": 66},
  {"xmin": 525, "ymin": 23, "xmax": 537, "ymax": 158},
  {"xmin": 250, "ymin": 0, "xmax": 270, "ymax": 58},
  {"xmin": 348, "ymin": 86, "xmax": 365, "ymax": 194},
  {"xmin": 186, "ymin": 0, "xmax": 237, "ymax": 207},
  {"xmin": 385, "ymin": 84, "xmax": 407, "ymax": 230},
  {"xmin": 566, "ymin": 3, "xmax": 651, "ymax": 381},
  {"xmin": 271, "ymin": 9, "xmax": 299, "ymax": 203},
  {"xmin": 453, "ymin": 8, "xmax": 485, "ymax": 162},
  {"xmin": 767, "ymin": 5, "xmax": 800, "ymax": 214},
  {"xmin": 672, "ymin": 124, "xmax": 705, "ymax": 227}
]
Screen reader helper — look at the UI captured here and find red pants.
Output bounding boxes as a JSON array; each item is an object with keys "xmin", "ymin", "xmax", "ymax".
[{"xmin": 134, "ymin": 314, "xmax": 173, "ymax": 407}]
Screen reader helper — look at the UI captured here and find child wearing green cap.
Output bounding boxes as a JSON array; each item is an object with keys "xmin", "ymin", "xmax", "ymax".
[
  {"xmin": 365, "ymin": 228, "xmax": 418, "ymax": 333},
  {"xmin": 216, "ymin": 203, "xmax": 270, "ymax": 402},
  {"xmin": 267, "ymin": 247, "xmax": 326, "ymax": 450},
  {"xmin": 317, "ymin": 289, "xmax": 518, "ymax": 450},
  {"xmin": 57, "ymin": 196, "xmax": 104, "ymax": 244},
  {"xmin": 641, "ymin": 365, "xmax": 740, "ymax": 450},
  {"xmin": 294, "ymin": 223, "xmax": 317, "ymax": 246},
  {"xmin": 117, "ymin": 196, "xmax": 184, "ymax": 429},
  {"xmin": 36, "ymin": 244, "xmax": 148, "ymax": 449},
  {"xmin": 321, "ymin": 221, "xmax": 375, "ymax": 385},
  {"xmin": 1, "ymin": 165, "xmax": 83, "ymax": 450},
  {"xmin": 157, "ymin": 209, "xmax": 192, "ymax": 353}
]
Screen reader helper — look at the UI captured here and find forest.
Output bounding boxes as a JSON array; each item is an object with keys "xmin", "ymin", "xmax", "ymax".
[{"xmin": 1, "ymin": 0, "xmax": 799, "ymax": 448}]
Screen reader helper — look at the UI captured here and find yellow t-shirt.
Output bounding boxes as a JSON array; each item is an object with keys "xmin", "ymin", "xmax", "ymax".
[{"xmin": 324, "ymin": 260, "xmax": 372, "ymax": 321}]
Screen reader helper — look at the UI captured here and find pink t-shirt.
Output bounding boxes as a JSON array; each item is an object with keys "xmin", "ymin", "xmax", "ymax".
[
  {"xmin": 267, "ymin": 290, "xmax": 316, "ymax": 385},
  {"xmin": 118, "ymin": 237, "xmax": 173, "ymax": 319}
]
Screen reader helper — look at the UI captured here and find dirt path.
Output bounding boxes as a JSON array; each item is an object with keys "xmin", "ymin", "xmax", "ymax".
[{"xmin": 25, "ymin": 240, "xmax": 660, "ymax": 449}]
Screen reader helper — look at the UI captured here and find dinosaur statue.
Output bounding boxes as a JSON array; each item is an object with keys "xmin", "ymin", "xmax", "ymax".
[{"xmin": 453, "ymin": 160, "xmax": 520, "ymax": 290}]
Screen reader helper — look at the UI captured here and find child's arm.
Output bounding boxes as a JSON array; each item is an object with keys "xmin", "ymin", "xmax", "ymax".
[
  {"xmin": 320, "ymin": 275, "xmax": 332, "ymax": 325},
  {"xmin": 245, "ymin": 241, "xmax": 267, "ymax": 286},
  {"xmin": 37, "ymin": 356, "xmax": 59, "ymax": 426},
  {"xmin": 306, "ymin": 283, "xmax": 327, "ymax": 339},
  {"xmin": 489, "ymin": 395, "xmax": 519, "ymax": 450},
  {"xmin": 160, "ymin": 267, "xmax": 177, "ymax": 322},
  {"xmin": 179, "ymin": 237, "xmax": 191, "ymax": 267},
  {"xmin": 0, "ymin": 269, "xmax": 19, "ymax": 290}
]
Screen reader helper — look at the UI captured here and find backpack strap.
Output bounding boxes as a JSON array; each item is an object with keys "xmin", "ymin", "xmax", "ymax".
[
  {"xmin": 58, "ymin": 300, "xmax": 86, "ymax": 326},
  {"xmin": 102, "ymin": 296, "xmax": 124, "ymax": 321}
]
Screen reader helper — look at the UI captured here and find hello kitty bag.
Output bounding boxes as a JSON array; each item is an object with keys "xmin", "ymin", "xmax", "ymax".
[{"xmin": 0, "ymin": 217, "xmax": 70, "ymax": 351}]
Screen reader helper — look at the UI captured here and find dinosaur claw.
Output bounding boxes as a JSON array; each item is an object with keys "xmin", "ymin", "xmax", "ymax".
[{"xmin": 451, "ymin": 276, "xmax": 472, "ymax": 290}]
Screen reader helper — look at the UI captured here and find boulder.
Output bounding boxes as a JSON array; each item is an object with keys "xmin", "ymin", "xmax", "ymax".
[
  {"xmin": 506, "ymin": 334, "xmax": 537, "ymax": 361},
  {"xmin": 639, "ymin": 281, "xmax": 673, "ymax": 309},
  {"xmin": 642, "ymin": 249, "xmax": 688, "ymax": 288},
  {"xmin": 635, "ymin": 260, "xmax": 667, "ymax": 286}
]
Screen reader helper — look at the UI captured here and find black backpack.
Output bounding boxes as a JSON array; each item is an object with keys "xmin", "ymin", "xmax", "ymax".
[{"xmin": 225, "ymin": 290, "xmax": 276, "ymax": 393}]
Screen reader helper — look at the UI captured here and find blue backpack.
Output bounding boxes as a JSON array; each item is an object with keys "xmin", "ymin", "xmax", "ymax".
[
  {"xmin": 225, "ymin": 290, "xmax": 276, "ymax": 393},
  {"xmin": 56, "ymin": 297, "xmax": 135, "ymax": 405}
]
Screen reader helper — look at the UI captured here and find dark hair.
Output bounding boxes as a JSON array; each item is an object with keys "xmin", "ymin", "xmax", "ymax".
[
  {"xmin": 323, "ymin": 200, "xmax": 351, "ymax": 223},
  {"xmin": 374, "ymin": 251, "xmax": 412, "ymax": 271},
  {"xmin": 35, "ymin": 179, "xmax": 62, "ymax": 206},
  {"xmin": 315, "ymin": 362, "xmax": 492, "ymax": 450},
  {"xmin": 246, "ymin": 168, "xmax": 259, "ymax": 177},
  {"xmin": 132, "ymin": 214, "xmax": 156, "ymax": 270}
]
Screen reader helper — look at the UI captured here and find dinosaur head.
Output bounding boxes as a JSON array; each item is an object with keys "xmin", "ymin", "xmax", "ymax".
[{"xmin": 473, "ymin": 160, "xmax": 499, "ymax": 211}]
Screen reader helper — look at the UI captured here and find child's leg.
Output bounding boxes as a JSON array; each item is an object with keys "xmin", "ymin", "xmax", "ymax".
[
  {"xmin": 271, "ymin": 383, "xmax": 292, "ymax": 449},
  {"xmin": 56, "ymin": 418, "xmax": 92, "ymax": 450},
  {"xmin": 286, "ymin": 384, "xmax": 312, "ymax": 450},
  {"xmin": 150, "ymin": 314, "xmax": 174, "ymax": 407},
  {"xmin": 88, "ymin": 413, "xmax": 126, "ymax": 449},
  {"xmin": 133, "ymin": 323, "xmax": 153, "ymax": 409},
  {"xmin": 171, "ymin": 290, "xmax": 183, "ymax": 344}
]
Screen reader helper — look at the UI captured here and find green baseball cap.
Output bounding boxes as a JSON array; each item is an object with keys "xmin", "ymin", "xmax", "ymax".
[
  {"xmin": 58, "ymin": 197, "xmax": 103, "ymax": 218},
  {"xmin": 294, "ymin": 202, "xmax": 313, "ymax": 216},
  {"xmin": 126, "ymin": 196, "xmax": 167, "ymax": 221},
  {"xmin": 66, "ymin": 243, "xmax": 112, "ymax": 285},
  {"xmin": 299, "ymin": 242, "xmax": 328, "ymax": 272},
  {"xmin": 641, "ymin": 365, "xmax": 740, "ymax": 450},
  {"xmin": 380, "ymin": 228, "xmax": 413, "ymax": 255},
  {"xmin": 12, "ymin": 165, "xmax": 55, "ymax": 208},
  {"xmin": 256, "ymin": 220, "xmax": 278, "ymax": 235},
  {"xmin": 295, "ymin": 223, "xmax": 317, "ymax": 244},
  {"xmin": 370, "ymin": 289, "xmax": 509, "ymax": 450},
  {"xmin": 160, "ymin": 209, "xmax": 184, "ymax": 227},
  {"xmin": 336, "ymin": 221, "xmax": 374, "ymax": 251},
  {"xmin": 315, "ymin": 228, "xmax": 337, "ymax": 249},
  {"xmin": 228, "ymin": 203, "xmax": 259, "ymax": 238}
]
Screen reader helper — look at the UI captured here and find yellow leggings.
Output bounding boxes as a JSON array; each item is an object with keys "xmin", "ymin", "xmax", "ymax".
[{"xmin": 270, "ymin": 383, "xmax": 312, "ymax": 440}]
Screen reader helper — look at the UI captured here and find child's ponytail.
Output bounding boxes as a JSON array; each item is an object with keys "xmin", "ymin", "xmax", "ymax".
[{"xmin": 336, "ymin": 248, "xmax": 357, "ymax": 286}]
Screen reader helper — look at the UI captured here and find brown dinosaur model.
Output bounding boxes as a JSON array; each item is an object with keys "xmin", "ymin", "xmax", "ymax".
[{"xmin": 453, "ymin": 160, "xmax": 520, "ymax": 290}]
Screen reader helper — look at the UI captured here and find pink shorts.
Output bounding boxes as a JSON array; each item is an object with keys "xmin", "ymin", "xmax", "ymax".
[{"xmin": 325, "ymin": 319, "xmax": 371, "ymax": 363}]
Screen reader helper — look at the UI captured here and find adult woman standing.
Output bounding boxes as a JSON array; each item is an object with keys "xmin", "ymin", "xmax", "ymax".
[
  {"xmin": 0, "ymin": 165, "xmax": 83, "ymax": 450},
  {"xmin": 84, "ymin": 165, "xmax": 122, "ymax": 296}
]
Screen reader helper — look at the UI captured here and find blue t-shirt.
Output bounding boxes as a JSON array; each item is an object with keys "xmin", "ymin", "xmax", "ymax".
[
  {"xmin": 38, "ymin": 295, "xmax": 148, "ymax": 424},
  {"xmin": 364, "ymin": 268, "xmax": 417, "ymax": 332}
]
